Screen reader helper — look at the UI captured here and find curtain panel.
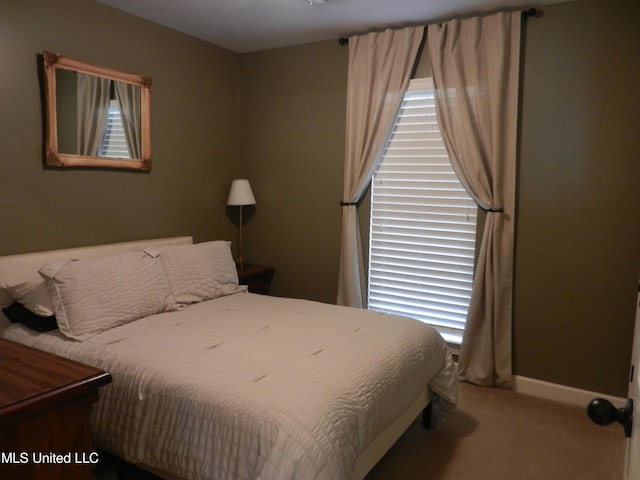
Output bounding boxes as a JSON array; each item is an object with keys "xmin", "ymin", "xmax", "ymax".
[
  {"xmin": 428, "ymin": 11, "xmax": 522, "ymax": 387},
  {"xmin": 337, "ymin": 26, "xmax": 424, "ymax": 308},
  {"xmin": 77, "ymin": 73, "xmax": 111, "ymax": 156},
  {"xmin": 114, "ymin": 82, "xmax": 142, "ymax": 159}
]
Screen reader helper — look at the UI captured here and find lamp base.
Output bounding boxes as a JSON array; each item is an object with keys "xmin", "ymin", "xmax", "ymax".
[{"xmin": 235, "ymin": 257, "xmax": 250, "ymax": 269}]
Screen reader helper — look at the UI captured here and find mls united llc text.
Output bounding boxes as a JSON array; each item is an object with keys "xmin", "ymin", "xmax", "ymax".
[{"xmin": 1, "ymin": 451, "xmax": 100, "ymax": 464}]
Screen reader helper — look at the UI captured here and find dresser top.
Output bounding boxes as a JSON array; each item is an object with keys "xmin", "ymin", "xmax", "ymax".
[{"xmin": 0, "ymin": 338, "xmax": 111, "ymax": 416}]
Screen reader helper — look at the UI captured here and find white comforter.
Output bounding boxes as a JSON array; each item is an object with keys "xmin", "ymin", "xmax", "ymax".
[{"xmin": 2, "ymin": 292, "xmax": 457, "ymax": 480}]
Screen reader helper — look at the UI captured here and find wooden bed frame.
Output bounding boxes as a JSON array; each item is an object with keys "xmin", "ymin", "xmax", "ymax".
[{"xmin": 0, "ymin": 236, "xmax": 434, "ymax": 480}]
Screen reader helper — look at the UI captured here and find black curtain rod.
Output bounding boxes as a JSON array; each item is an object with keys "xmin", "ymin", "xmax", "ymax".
[{"xmin": 338, "ymin": 7, "xmax": 541, "ymax": 45}]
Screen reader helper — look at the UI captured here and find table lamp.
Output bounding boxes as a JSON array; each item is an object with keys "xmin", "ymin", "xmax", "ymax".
[{"xmin": 227, "ymin": 179, "xmax": 256, "ymax": 268}]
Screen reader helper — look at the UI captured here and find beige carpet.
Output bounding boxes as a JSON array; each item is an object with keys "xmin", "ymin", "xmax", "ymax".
[
  {"xmin": 365, "ymin": 382, "xmax": 626, "ymax": 480},
  {"xmin": 97, "ymin": 382, "xmax": 627, "ymax": 480}
]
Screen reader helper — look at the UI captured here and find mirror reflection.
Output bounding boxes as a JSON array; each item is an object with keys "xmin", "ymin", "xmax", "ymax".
[
  {"xmin": 56, "ymin": 71, "xmax": 141, "ymax": 159},
  {"xmin": 44, "ymin": 51, "xmax": 152, "ymax": 171}
]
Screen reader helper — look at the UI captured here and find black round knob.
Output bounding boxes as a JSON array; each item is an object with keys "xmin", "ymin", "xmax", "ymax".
[
  {"xmin": 587, "ymin": 397, "xmax": 633, "ymax": 438},
  {"xmin": 587, "ymin": 398, "xmax": 617, "ymax": 426}
]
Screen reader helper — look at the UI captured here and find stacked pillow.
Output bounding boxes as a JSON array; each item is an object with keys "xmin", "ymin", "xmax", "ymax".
[
  {"xmin": 1, "ymin": 240, "xmax": 245, "ymax": 341},
  {"xmin": 153, "ymin": 241, "xmax": 244, "ymax": 306},
  {"xmin": 2, "ymin": 281, "xmax": 58, "ymax": 332},
  {"xmin": 2, "ymin": 302, "xmax": 58, "ymax": 332}
]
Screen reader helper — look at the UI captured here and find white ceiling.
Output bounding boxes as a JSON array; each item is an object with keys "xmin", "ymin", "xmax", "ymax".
[{"xmin": 95, "ymin": 0, "xmax": 564, "ymax": 53}]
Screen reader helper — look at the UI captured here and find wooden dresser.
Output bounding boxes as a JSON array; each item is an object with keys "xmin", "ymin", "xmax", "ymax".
[{"xmin": 0, "ymin": 338, "xmax": 111, "ymax": 480}]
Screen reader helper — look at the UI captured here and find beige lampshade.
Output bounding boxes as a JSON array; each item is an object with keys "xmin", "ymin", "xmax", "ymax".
[{"xmin": 227, "ymin": 179, "xmax": 256, "ymax": 206}]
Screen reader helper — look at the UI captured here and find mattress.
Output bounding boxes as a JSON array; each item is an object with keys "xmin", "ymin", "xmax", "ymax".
[{"xmin": 2, "ymin": 291, "xmax": 457, "ymax": 480}]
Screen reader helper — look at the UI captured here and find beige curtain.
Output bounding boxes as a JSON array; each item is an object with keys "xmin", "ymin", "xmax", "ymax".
[
  {"xmin": 428, "ymin": 12, "xmax": 521, "ymax": 387},
  {"xmin": 77, "ymin": 73, "xmax": 111, "ymax": 156},
  {"xmin": 114, "ymin": 81, "xmax": 142, "ymax": 159},
  {"xmin": 337, "ymin": 26, "xmax": 424, "ymax": 308}
]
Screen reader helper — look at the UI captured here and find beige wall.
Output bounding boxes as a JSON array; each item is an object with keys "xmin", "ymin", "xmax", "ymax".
[
  {"xmin": 0, "ymin": 0, "xmax": 241, "ymax": 255},
  {"xmin": 1, "ymin": 0, "xmax": 639, "ymax": 396},
  {"xmin": 514, "ymin": 0, "xmax": 640, "ymax": 395},
  {"xmin": 238, "ymin": 42, "xmax": 348, "ymax": 303},
  {"xmin": 239, "ymin": 0, "xmax": 640, "ymax": 396}
]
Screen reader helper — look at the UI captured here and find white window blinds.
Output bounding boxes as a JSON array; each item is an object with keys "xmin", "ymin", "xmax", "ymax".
[
  {"xmin": 100, "ymin": 99, "xmax": 131, "ymax": 158},
  {"xmin": 368, "ymin": 77, "xmax": 477, "ymax": 346}
]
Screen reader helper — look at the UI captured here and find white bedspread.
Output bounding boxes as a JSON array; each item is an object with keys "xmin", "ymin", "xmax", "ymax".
[{"xmin": 2, "ymin": 292, "xmax": 457, "ymax": 480}]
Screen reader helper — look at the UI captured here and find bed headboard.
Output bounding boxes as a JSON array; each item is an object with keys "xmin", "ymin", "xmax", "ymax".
[{"xmin": 0, "ymin": 236, "xmax": 193, "ymax": 312}]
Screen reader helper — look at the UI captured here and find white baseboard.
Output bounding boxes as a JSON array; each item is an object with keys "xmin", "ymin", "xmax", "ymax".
[{"xmin": 513, "ymin": 375, "xmax": 627, "ymax": 408}]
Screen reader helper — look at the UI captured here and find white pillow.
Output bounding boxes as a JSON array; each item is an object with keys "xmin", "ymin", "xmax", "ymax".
[
  {"xmin": 156, "ymin": 240, "xmax": 245, "ymax": 305},
  {"xmin": 39, "ymin": 250, "xmax": 176, "ymax": 341},
  {"xmin": 3, "ymin": 281, "xmax": 55, "ymax": 316}
]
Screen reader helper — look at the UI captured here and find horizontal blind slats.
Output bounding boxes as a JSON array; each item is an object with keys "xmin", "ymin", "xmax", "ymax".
[
  {"xmin": 100, "ymin": 99, "xmax": 132, "ymax": 159},
  {"xmin": 367, "ymin": 78, "xmax": 477, "ymax": 346}
]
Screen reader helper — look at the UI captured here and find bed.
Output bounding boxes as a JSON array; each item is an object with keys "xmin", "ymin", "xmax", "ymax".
[{"xmin": 0, "ymin": 236, "xmax": 457, "ymax": 480}]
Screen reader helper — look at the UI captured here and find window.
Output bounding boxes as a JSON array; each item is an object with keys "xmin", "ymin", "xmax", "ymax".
[
  {"xmin": 368, "ymin": 78, "xmax": 477, "ymax": 346},
  {"xmin": 99, "ymin": 99, "xmax": 131, "ymax": 158}
]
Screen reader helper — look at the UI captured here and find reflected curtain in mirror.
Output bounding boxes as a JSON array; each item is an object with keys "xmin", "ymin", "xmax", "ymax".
[
  {"xmin": 114, "ymin": 82, "xmax": 141, "ymax": 159},
  {"xmin": 77, "ymin": 73, "xmax": 110, "ymax": 156}
]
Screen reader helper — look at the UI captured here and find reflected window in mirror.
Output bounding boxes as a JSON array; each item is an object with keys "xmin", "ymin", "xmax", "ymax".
[{"xmin": 101, "ymin": 98, "xmax": 132, "ymax": 159}]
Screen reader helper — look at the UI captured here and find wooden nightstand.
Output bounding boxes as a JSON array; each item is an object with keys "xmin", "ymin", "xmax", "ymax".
[
  {"xmin": 237, "ymin": 264, "xmax": 275, "ymax": 295},
  {"xmin": 0, "ymin": 338, "xmax": 112, "ymax": 480}
]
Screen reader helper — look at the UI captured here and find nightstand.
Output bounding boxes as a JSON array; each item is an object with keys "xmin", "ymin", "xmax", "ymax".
[
  {"xmin": 0, "ymin": 338, "xmax": 112, "ymax": 480},
  {"xmin": 237, "ymin": 264, "xmax": 275, "ymax": 295}
]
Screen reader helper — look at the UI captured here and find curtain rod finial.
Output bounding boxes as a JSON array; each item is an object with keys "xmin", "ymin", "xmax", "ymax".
[
  {"xmin": 339, "ymin": 37, "xmax": 349, "ymax": 46},
  {"xmin": 522, "ymin": 8, "xmax": 543, "ymax": 20}
]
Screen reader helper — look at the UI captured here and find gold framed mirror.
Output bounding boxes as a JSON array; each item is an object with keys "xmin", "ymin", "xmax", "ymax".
[{"xmin": 43, "ymin": 51, "xmax": 152, "ymax": 171}]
